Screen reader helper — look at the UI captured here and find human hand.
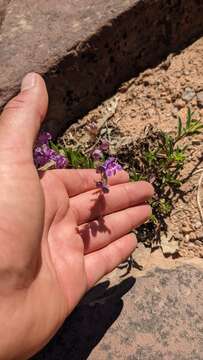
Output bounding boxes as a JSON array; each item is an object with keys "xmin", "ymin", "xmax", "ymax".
[{"xmin": 0, "ymin": 73, "xmax": 153, "ymax": 359}]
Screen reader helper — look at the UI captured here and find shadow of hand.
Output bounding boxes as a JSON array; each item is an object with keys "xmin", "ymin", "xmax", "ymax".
[{"xmin": 33, "ymin": 277, "xmax": 136, "ymax": 360}]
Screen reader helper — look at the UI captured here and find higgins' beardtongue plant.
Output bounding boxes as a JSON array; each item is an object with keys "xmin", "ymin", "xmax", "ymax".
[{"xmin": 34, "ymin": 132, "xmax": 122, "ymax": 193}]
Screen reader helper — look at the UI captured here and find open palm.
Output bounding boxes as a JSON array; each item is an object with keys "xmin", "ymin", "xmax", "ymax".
[{"xmin": 0, "ymin": 74, "xmax": 153, "ymax": 360}]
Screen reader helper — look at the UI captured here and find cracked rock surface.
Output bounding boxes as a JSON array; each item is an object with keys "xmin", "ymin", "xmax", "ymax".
[{"xmin": 33, "ymin": 264, "xmax": 203, "ymax": 360}]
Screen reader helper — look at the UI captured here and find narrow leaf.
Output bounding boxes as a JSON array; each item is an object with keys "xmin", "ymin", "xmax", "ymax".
[
  {"xmin": 186, "ymin": 108, "xmax": 191, "ymax": 129},
  {"xmin": 178, "ymin": 116, "xmax": 182, "ymax": 137}
]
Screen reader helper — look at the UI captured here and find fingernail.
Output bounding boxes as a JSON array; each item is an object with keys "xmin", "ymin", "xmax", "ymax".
[{"xmin": 21, "ymin": 73, "xmax": 37, "ymax": 91}]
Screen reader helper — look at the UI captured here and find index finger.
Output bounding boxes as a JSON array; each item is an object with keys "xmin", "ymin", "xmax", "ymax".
[{"xmin": 51, "ymin": 168, "xmax": 129, "ymax": 197}]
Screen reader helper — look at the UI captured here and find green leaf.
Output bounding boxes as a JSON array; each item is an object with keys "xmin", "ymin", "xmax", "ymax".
[
  {"xmin": 178, "ymin": 116, "xmax": 182, "ymax": 137},
  {"xmin": 172, "ymin": 148, "xmax": 186, "ymax": 163},
  {"xmin": 190, "ymin": 120, "xmax": 203, "ymax": 134},
  {"xmin": 50, "ymin": 141, "xmax": 60, "ymax": 152},
  {"xmin": 144, "ymin": 150, "xmax": 157, "ymax": 165},
  {"xmin": 64, "ymin": 148, "xmax": 94, "ymax": 169},
  {"xmin": 159, "ymin": 199, "xmax": 172, "ymax": 215},
  {"xmin": 150, "ymin": 214, "xmax": 158, "ymax": 224},
  {"xmin": 162, "ymin": 133, "xmax": 174, "ymax": 155},
  {"xmin": 186, "ymin": 108, "xmax": 192, "ymax": 129},
  {"xmin": 130, "ymin": 171, "xmax": 145, "ymax": 182}
]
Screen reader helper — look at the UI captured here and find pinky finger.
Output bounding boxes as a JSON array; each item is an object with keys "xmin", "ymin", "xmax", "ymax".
[{"xmin": 84, "ymin": 233, "xmax": 137, "ymax": 289}]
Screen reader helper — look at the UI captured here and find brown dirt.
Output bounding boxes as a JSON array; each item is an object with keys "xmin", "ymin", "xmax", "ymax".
[{"xmin": 61, "ymin": 37, "xmax": 203, "ymax": 260}]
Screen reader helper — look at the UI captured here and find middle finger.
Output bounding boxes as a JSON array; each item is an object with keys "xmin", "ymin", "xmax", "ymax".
[{"xmin": 79, "ymin": 203, "xmax": 151, "ymax": 254}]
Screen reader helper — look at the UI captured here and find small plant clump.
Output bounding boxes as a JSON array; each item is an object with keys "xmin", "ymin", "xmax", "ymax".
[
  {"xmin": 33, "ymin": 108, "xmax": 203, "ymax": 249},
  {"xmin": 33, "ymin": 129, "xmax": 122, "ymax": 191},
  {"xmin": 123, "ymin": 108, "xmax": 203, "ymax": 246}
]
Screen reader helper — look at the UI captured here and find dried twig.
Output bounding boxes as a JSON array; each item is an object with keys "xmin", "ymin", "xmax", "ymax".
[{"xmin": 194, "ymin": 169, "xmax": 203, "ymax": 224}]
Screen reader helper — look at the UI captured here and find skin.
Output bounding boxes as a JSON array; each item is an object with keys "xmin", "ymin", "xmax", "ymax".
[{"xmin": 0, "ymin": 73, "xmax": 153, "ymax": 359}]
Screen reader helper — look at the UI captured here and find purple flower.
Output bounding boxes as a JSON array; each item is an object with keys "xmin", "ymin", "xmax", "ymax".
[
  {"xmin": 86, "ymin": 121, "xmax": 98, "ymax": 135},
  {"xmin": 99, "ymin": 139, "xmax": 109, "ymax": 151},
  {"xmin": 97, "ymin": 157, "xmax": 122, "ymax": 177},
  {"xmin": 34, "ymin": 144, "xmax": 52, "ymax": 167},
  {"xmin": 34, "ymin": 142, "xmax": 68, "ymax": 169},
  {"xmin": 36, "ymin": 131, "xmax": 52, "ymax": 146},
  {"xmin": 51, "ymin": 153, "xmax": 68, "ymax": 169},
  {"xmin": 96, "ymin": 181, "xmax": 109, "ymax": 193},
  {"xmin": 91, "ymin": 148, "xmax": 103, "ymax": 160}
]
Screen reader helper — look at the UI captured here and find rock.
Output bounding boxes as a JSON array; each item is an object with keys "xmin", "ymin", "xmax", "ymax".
[
  {"xmin": 161, "ymin": 233, "xmax": 179, "ymax": 255},
  {"xmin": 182, "ymin": 224, "xmax": 192, "ymax": 234},
  {"xmin": 189, "ymin": 232, "xmax": 197, "ymax": 242},
  {"xmin": 180, "ymin": 79, "xmax": 186, "ymax": 86},
  {"xmin": 174, "ymin": 98, "xmax": 185, "ymax": 109},
  {"xmin": 194, "ymin": 221, "xmax": 202, "ymax": 230},
  {"xmin": 181, "ymin": 87, "xmax": 196, "ymax": 102},
  {"xmin": 32, "ymin": 265, "xmax": 203, "ymax": 360},
  {"xmin": 188, "ymin": 242, "xmax": 196, "ymax": 249},
  {"xmin": 195, "ymin": 240, "xmax": 202, "ymax": 246},
  {"xmin": 0, "ymin": 0, "xmax": 203, "ymax": 136},
  {"xmin": 130, "ymin": 242, "xmax": 151, "ymax": 269},
  {"xmin": 197, "ymin": 91, "xmax": 203, "ymax": 108},
  {"xmin": 174, "ymin": 71, "xmax": 182, "ymax": 78},
  {"xmin": 185, "ymin": 234, "xmax": 190, "ymax": 243},
  {"xmin": 171, "ymin": 107, "xmax": 178, "ymax": 117}
]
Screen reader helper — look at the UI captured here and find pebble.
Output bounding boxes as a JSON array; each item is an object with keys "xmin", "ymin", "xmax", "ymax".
[
  {"xmin": 189, "ymin": 232, "xmax": 197, "ymax": 242},
  {"xmin": 148, "ymin": 108, "xmax": 155, "ymax": 117},
  {"xmin": 165, "ymin": 97, "xmax": 171, "ymax": 104},
  {"xmin": 192, "ymin": 140, "xmax": 201, "ymax": 146},
  {"xmin": 191, "ymin": 97, "xmax": 197, "ymax": 106},
  {"xmin": 175, "ymin": 71, "xmax": 182, "ymax": 78},
  {"xmin": 180, "ymin": 80, "xmax": 186, "ymax": 86},
  {"xmin": 194, "ymin": 240, "xmax": 202, "ymax": 246},
  {"xmin": 194, "ymin": 221, "xmax": 202, "ymax": 230},
  {"xmin": 172, "ymin": 107, "xmax": 178, "ymax": 117},
  {"xmin": 181, "ymin": 87, "xmax": 196, "ymax": 102},
  {"xmin": 185, "ymin": 234, "xmax": 190, "ymax": 243},
  {"xmin": 182, "ymin": 224, "xmax": 192, "ymax": 234},
  {"xmin": 188, "ymin": 242, "xmax": 195, "ymax": 249},
  {"xmin": 197, "ymin": 91, "xmax": 203, "ymax": 108},
  {"xmin": 174, "ymin": 98, "xmax": 185, "ymax": 109},
  {"xmin": 200, "ymin": 250, "xmax": 203, "ymax": 258}
]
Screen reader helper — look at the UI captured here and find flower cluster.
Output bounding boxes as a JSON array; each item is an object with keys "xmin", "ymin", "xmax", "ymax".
[
  {"xmin": 91, "ymin": 139, "xmax": 109, "ymax": 161},
  {"xmin": 34, "ymin": 132, "xmax": 68, "ymax": 169},
  {"xmin": 33, "ymin": 132, "xmax": 122, "ymax": 194},
  {"xmin": 91, "ymin": 148, "xmax": 103, "ymax": 160},
  {"xmin": 98, "ymin": 157, "xmax": 122, "ymax": 177},
  {"xmin": 96, "ymin": 157, "xmax": 122, "ymax": 193}
]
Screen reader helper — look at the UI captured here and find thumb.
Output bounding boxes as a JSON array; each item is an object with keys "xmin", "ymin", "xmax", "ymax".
[{"xmin": 0, "ymin": 73, "xmax": 48, "ymax": 160}]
